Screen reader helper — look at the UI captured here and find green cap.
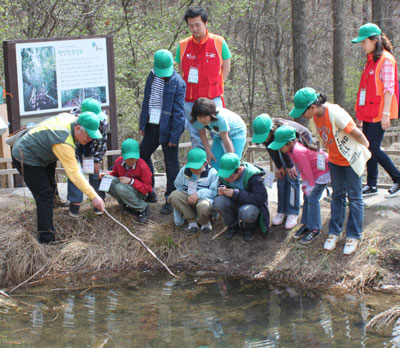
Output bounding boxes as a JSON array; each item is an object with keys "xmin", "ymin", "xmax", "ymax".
[
  {"xmin": 289, "ymin": 87, "xmax": 318, "ymax": 118},
  {"xmin": 352, "ymin": 23, "xmax": 381, "ymax": 43},
  {"xmin": 268, "ymin": 126, "xmax": 296, "ymax": 150},
  {"xmin": 252, "ymin": 113, "xmax": 273, "ymax": 143},
  {"xmin": 121, "ymin": 138, "xmax": 140, "ymax": 160},
  {"xmin": 186, "ymin": 148, "xmax": 207, "ymax": 169},
  {"xmin": 154, "ymin": 49, "xmax": 173, "ymax": 78},
  {"xmin": 217, "ymin": 153, "xmax": 241, "ymax": 178},
  {"xmin": 77, "ymin": 111, "xmax": 102, "ymax": 139},
  {"xmin": 81, "ymin": 98, "xmax": 107, "ymax": 121}
]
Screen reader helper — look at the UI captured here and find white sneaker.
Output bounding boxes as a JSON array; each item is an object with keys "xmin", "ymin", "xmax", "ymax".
[
  {"xmin": 343, "ymin": 238, "xmax": 359, "ymax": 255},
  {"xmin": 188, "ymin": 221, "xmax": 199, "ymax": 233},
  {"xmin": 272, "ymin": 213, "xmax": 286, "ymax": 225},
  {"xmin": 201, "ymin": 221, "xmax": 212, "ymax": 234},
  {"xmin": 285, "ymin": 215, "xmax": 298, "ymax": 229},
  {"xmin": 324, "ymin": 235, "xmax": 339, "ymax": 251}
]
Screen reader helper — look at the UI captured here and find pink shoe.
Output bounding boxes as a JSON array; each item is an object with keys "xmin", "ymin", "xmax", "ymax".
[
  {"xmin": 285, "ymin": 214, "xmax": 298, "ymax": 229},
  {"xmin": 272, "ymin": 213, "xmax": 286, "ymax": 225}
]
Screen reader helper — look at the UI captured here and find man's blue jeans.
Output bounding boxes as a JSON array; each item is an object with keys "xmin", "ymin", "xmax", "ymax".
[
  {"xmin": 184, "ymin": 96, "xmax": 223, "ymax": 149},
  {"xmin": 363, "ymin": 121, "xmax": 400, "ymax": 187},
  {"xmin": 300, "ymin": 183, "xmax": 327, "ymax": 230},
  {"xmin": 328, "ymin": 162, "xmax": 363, "ymax": 240}
]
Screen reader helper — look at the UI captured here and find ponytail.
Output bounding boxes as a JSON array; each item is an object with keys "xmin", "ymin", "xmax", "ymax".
[
  {"xmin": 313, "ymin": 93, "xmax": 327, "ymax": 106},
  {"xmin": 371, "ymin": 32, "xmax": 393, "ymax": 62}
]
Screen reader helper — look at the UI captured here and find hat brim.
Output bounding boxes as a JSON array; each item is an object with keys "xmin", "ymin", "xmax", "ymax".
[
  {"xmin": 217, "ymin": 167, "xmax": 236, "ymax": 178},
  {"xmin": 351, "ymin": 36, "xmax": 367, "ymax": 43},
  {"xmin": 289, "ymin": 107, "xmax": 306, "ymax": 119},
  {"xmin": 267, "ymin": 140, "xmax": 286, "ymax": 151},
  {"xmin": 122, "ymin": 151, "xmax": 140, "ymax": 160},
  {"xmin": 252, "ymin": 131, "xmax": 269, "ymax": 144},
  {"xmin": 187, "ymin": 160, "xmax": 206, "ymax": 170},
  {"xmin": 86, "ymin": 128, "xmax": 103, "ymax": 140},
  {"xmin": 154, "ymin": 66, "xmax": 173, "ymax": 78}
]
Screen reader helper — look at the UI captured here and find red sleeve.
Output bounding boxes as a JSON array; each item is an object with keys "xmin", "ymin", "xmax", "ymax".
[
  {"xmin": 132, "ymin": 159, "xmax": 153, "ymax": 194},
  {"xmin": 110, "ymin": 157, "xmax": 123, "ymax": 177}
]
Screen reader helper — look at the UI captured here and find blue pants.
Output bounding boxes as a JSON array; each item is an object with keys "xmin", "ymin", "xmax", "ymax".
[
  {"xmin": 67, "ymin": 173, "xmax": 104, "ymax": 204},
  {"xmin": 363, "ymin": 121, "xmax": 400, "ymax": 187},
  {"xmin": 211, "ymin": 136, "xmax": 246, "ymax": 170},
  {"xmin": 328, "ymin": 162, "xmax": 363, "ymax": 240},
  {"xmin": 214, "ymin": 195, "xmax": 260, "ymax": 230},
  {"xmin": 300, "ymin": 184, "xmax": 327, "ymax": 230},
  {"xmin": 139, "ymin": 124, "xmax": 180, "ymax": 198},
  {"xmin": 184, "ymin": 96, "xmax": 223, "ymax": 149}
]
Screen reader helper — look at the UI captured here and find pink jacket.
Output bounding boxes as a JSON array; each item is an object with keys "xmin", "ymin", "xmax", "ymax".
[{"xmin": 288, "ymin": 142, "xmax": 329, "ymax": 186}]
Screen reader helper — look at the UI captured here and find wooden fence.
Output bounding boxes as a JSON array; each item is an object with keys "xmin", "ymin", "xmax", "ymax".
[{"xmin": 1, "ymin": 129, "xmax": 400, "ymax": 189}]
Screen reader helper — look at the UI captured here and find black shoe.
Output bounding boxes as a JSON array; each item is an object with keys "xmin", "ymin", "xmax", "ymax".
[
  {"xmin": 69, "ymin": 204, "xmax": 80, "ymax": 218},
  {"xmin": 385, "ymin": 182, "xmax": 400, "ymax": 198},
  {"xmin": 293, "ymin": 225, "xmax": 309, "ymax": 239},
  {"xmin": 242, "ymin": 229, "xmax": 256, "ymax": 242},
  {"xmin": 94, "ymin": 208, "xmax": 103, "ymax": 215},
  {"xmin": 362, "ymin": 185, "xmax": 378, "ymax": 196},
  {"xmin": 299, "ymin": 229, "xmax": 320, "ymax": 245},
  {"xmin": 160, "ymin": 203, "xmax": 173, "ymax": 215},
  {"xmin": 38, "ymin": 232, "xmax": 55, "ymax": 244},
  {"xmin": 145, "ymin": 191, "xmax": 158, "ymax": 203},
  {"xmin": 121, "ymin": 204, "xmax": 135, "ymax": 214},
  {"xmin": 224, "ymin": 226, "xmax": 239, "ymax": 239},
  {"xmin": 137, "ymin": 205, "xmax": 149, "ymax": 224}
]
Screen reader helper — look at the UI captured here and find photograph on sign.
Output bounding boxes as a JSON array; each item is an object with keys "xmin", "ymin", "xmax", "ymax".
[{"xmin": 16, "ymin": 38, "xmax": 109, "ymax": 116}]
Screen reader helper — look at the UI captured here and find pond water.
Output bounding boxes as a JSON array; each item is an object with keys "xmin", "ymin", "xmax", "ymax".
[{"xmin": 1, "ymin": 273, "xmax": 400, "ymax": 347}]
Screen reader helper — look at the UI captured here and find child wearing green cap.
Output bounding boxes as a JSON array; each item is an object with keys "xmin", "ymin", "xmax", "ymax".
[
  {"xmin": 68, "ymin": 98, "xmax": 109, "ymax": 218},
  {"xmin": 268, "ymin": 126, "xmax": 330, "ymax": 245},
  {"xmin": 252, "ymin": 113, "xmax": 312, "ymax": 230},
  {"xmin": 352, "ymin": 23, "xmax": 400, "ymax": 198},
  {"xmin": 290, "ymin": 88, "xmax": 370, "ymax": 255},
  {"xmin": 168, "ymin": 148, "xmax": 219, "ymax": 233},
  {"xmin": 214, "ymin": 152, "xmax": 269, "ymax": 242},
  {"xmin": 102, "ymin": 139, "xmax": 153, "ymax": 224}
]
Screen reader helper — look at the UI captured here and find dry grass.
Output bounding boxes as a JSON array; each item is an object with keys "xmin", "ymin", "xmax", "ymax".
[{"xmin": 366, "ymin": 306, "xmax": 400, "ymax": 330}]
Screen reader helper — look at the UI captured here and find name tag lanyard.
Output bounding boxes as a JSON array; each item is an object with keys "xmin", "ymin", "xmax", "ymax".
[{"xmin": 188, "ymin": 40, "xmax": 206, "ymax": 84}]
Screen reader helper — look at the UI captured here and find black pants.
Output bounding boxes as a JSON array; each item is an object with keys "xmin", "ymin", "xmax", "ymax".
[
  {"xmin": 13, "ymin": 157, "xmax": 56, "ymax": 233},
  {"xmin": 139, "ymin": 124, "xmax": 179, "ymax": 197}
]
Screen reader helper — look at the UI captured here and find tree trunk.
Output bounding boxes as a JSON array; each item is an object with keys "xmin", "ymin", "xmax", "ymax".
[
  {"xmin": 273, "ymin": 0, "xmax": 286, "ymax": 113},
  {"xmin": 291, "ymin": 0, "xmax": 308, "ymax": 125},
  {"xmin": 362, "ymin": 0, "xmax": 370, "ymax": 23},
  {"xmin": 371, "ymin": 0, "xmax": 384, "ymax": 30},
  {"xmin": 384, "ymin": 1, "xmax": 394, "ymax": 42},
  {"xmin": 332, "ymin": 0, "xmax": 345, "ymax": 106}
]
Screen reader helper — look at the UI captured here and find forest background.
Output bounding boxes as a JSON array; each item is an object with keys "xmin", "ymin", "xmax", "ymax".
[{"xmin": 0, "ymin": 0, "xmax": 399, "ymax": 143}]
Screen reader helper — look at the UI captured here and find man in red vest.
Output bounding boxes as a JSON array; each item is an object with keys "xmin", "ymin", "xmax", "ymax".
[{"xmin": 175, "ymin": 5, "xmax": 232, "ymax": 148}]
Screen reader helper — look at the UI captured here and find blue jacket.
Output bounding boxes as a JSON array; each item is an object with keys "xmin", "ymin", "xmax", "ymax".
[
  {"xmin": 172, "ymin": 164, "xmax": 218, "ymax": 226},
  {"xmin": 139, "ymin": 70, "xmax": 186, "ymax": 145}
]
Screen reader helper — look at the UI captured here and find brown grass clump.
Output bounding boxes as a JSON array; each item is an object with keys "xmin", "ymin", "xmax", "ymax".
[{"xmin": 366, "ymin": 306, "xmax": 400, "ymax": 330}]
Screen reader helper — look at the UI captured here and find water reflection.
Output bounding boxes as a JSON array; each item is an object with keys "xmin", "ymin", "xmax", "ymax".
[{"xmin": 1, "ymin": 275, "xmax": 399, "ymax": 347}]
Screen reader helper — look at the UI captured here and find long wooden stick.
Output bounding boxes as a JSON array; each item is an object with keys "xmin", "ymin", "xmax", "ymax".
[{"xmin": 104, "ymin": 208, "xmax": 179, "ymax": 279}]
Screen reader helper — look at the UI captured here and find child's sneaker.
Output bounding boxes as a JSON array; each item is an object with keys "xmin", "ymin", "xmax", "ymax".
[
  {"xmin": 201, "ymin": 221, "xmax": 212, "ymax": 234},
  {"xmin": 272, "ymin": 213, "xmax": 286, "ymax": 225},
  {"xmin": 293, "ymin": 225, "xmax": 309, "ymax": 239},
  {"xmin": 343, "ymin": 238, "xmax": 359, "ymax": 255},
  {"xmin": 285, "ymin": 215, "xmax": 298, "ymax": 229},
  {"xmin": 324, "ymin": 235, "xmax": 339, "ymax": 251},
  {"xmin": 385, "ymin": 183, "xmax": 400, "ymax": 198},
  {"xmin": 362, "ymin": 185, "xmax": 378, "ymax": 196},
  {"xmin": 299, "ymin": 229, "xmax": 320, "ymax": 245},
  {"xmin": 69, "ymin": 204, "xmax": 80, "ymax": 218},
  {"xmin": 188, "ymin": 221, "xmax": 199, "ymax": 233}
]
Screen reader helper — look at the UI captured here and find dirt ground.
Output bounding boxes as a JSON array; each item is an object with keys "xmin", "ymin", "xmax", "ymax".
[{"xmin": 1, "ymin": 188, "xmax": 400, "ymax": 293}]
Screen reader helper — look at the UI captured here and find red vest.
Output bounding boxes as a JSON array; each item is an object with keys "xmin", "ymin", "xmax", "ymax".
[
  {"xmin": 179, "ymin": 32, "xmax": 225, "ymax": 102},
  {"xmin": 355, "ymin": 50, "xmax": 399, "ymax": 123}
]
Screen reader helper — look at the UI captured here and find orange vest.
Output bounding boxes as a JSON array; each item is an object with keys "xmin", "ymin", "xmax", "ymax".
[
  {"xmin": 179, "ymin": 32, "xmax": 225, "ymax": 102},
  {"xmin": 355, "ymin": 50, "xmax": 399, "ymax": 123}
]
